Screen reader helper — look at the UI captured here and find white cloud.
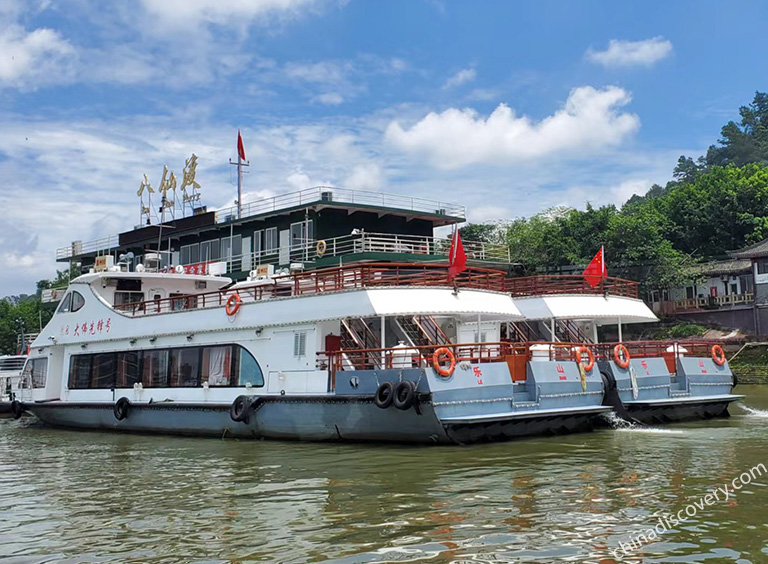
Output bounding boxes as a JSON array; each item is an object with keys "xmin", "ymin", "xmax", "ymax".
[
  {"xmin": 586, "ymin": 37, "xmax": 673, "ymax": 68},
  {"xmin": 284, "ymin": 60, "xmax": 351, "ymax": 83},
  {"xmin": 344, "ymin": 163, "xmax": 384, "ymax": 191},
  {"xmin": 315, "ymin": 92, "xmax": 344, "ymax": 105},
  {"xmin": 0, "ymin": 24, "xmax": 76, "ymax": 88},
  {"xmin": 443, "ymin": 67, "xmax": 475, "ymax": 89},
  {"xmin": 286, "ymin": 171, "xmax": 313, "ymax": 190},
  {"xmin": 385, "ymin": 86, "xmax": 640, "ymax": 169},
  {"xmin": 138, "ymin": 0, "xmax": 318, "ymax": 28}
]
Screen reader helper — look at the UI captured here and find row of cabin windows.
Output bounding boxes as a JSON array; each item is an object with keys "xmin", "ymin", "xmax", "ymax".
[
  {"xmin": 177, "ymin": 220, "xmax": 315, "ymax": 265},
  {"xmin": 68, "ymin": 345, "xmax": 264, "ymax": 389},
  {"xmin": 58, "ymin": 291, "xmax": 85, "ymax": 314},
  {"xmin": 181, "ymin": 236, "xmax": 243, "ymax": 266}
]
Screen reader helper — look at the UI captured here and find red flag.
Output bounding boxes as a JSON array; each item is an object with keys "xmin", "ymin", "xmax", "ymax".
[
  {"xmin": 583, "ymin": 246, "xmax": 606, "ymax": 288},
  {"xmin": 448, "ymin": 230, "xmax": 467, "ymax": 279},
  {"xmin": 237, "ymin": 130, "xmax": 246, "ymax": 161}
]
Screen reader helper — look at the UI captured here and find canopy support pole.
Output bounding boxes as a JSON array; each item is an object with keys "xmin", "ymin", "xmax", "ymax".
[
  {"xmin": 380, "ymin": 315, "xmax": 386, "ymax": 368},
  {"xmin": 618, "ymin": 316, "xmax": 623, "ymax": 342}
]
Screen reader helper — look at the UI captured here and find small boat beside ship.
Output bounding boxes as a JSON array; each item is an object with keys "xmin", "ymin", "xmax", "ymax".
[{"xmin": 0, "ymin": 353, "xmax": 27, "ymax": 418}]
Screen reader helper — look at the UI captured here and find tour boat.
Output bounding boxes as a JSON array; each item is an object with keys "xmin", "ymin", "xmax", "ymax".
[
  {"xmin": 0, "ymin": 354, "xmax": 26, "ymax": 418},
  {"xmin": 12, "ymin": 261, "xmax": 741, "ymax": 443},
  {"xmin": 508, "ymin": 280, "xmax": 741, "ymax": 424}
]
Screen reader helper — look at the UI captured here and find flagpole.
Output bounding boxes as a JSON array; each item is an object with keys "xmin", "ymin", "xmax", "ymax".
[{"xmin": 237, "ymin": 143, "xmax": 243, "ymax": 220}]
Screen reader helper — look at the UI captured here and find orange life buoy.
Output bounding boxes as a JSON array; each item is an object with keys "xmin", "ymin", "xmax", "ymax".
[
  {"xmin": 316, "ymin": 240, "xmax": 327, "ymax": 257},
  {"xmin": 575, "ymin": 346, "xmax": 595, "ymax": 372},
  {"xmin": 432, "ymin": 347, "xmax": 456, "ymax": 377},
  {"xmin": 225, "ymin": 293, "xmax": 242, "ymax": 316},
  {"xmin": 711, "ymin": 344, "xmax": 726, "ymax": 366},
  {"xmin": 613, "ymin": 344, "xmax": 630, "ymax": 369}
]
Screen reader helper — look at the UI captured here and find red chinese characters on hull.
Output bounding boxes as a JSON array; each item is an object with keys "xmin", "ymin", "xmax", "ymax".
[{"xmin": 61, "ymin": 317, "xmax": 112, "ymax": 338}]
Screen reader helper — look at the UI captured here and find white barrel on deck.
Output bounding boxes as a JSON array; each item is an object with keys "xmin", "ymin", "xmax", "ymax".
[{"xmin": 391, "ymin": 341, "xmax": 418, "ymax": 368}]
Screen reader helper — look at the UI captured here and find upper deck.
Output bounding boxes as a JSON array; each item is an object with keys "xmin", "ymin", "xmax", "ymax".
[
  {"xmin": 99, "ymin": 262, "xmax": 640, "ymax": 318},
  {"xmin": 56, "ymin": 186, "xmax": 467, "ymax": 262}
]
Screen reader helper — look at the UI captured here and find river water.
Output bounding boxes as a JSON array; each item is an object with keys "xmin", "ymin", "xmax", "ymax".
[{"xmin": 2, "ymin": 388, "xmax": 768, "ymax": 563}]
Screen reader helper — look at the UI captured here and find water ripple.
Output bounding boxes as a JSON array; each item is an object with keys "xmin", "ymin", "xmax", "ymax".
[{"xmin": 1, "ymin": 387, "xmax": 768, "ymax": 562}]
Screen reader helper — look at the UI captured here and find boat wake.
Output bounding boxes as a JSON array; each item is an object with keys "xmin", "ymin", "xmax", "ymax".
[
  {"xmin": 599, "ymin": 412, "xmax": 684, "ymax": 435},
  {"xmin": 739, "ymin": 404, "xmax": 768, "ymax": 418}
]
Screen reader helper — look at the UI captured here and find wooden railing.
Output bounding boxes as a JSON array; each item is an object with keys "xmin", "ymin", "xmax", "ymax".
[
  {"xmin": 659, "ymin": 293, "xmax": 754, "ymax": 314},
  {"xmin": 506, "ymin": 275, "xmax": 638, "ymax": 298},
  {"xmin": 113, "ymin": 263, "xmax": 640, "ymax": 317},
  {"xmin": 594, "ymin": 340, "xmax": 725, "ymax": 360},
  {"xmin": 316, "ymin": 339, "xmax": 728, "ymax": 375}
]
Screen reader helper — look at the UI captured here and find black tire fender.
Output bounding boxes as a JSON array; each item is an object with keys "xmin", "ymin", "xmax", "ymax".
[
  {"xmin": 373, "ymin": 382, "xmax": 395, "ymax": 409},
  {"xmin": 393, "ymin": 381, "xmax": 416, "ymax": 411},
  {"xmin": 230, "ymin": 395, "xmax": 249, "ymax": 422},
  {"xmin": 10, "ymin": 400, "xmax": 23, "ymax": 420},
  {"xmin": 113, "ymin": 397, "xmax": 131, "ymax": 421},
  {"xmin": 599, "ymin": 369, "xmax": 617, "ymax": 392}
]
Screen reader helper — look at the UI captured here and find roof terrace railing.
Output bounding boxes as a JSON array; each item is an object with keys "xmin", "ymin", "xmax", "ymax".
[
  {"xmin": 506, "ymin": 275, "xmax": 639, "ymax": 299},
  {"xmin": 56, "ymin": 235, "xmax": 121, "ymax": 260},
  {"xmin": 215, "ymin": 186, "xmax": 466, "ymax": 225},
  {"xmin": 113, "ymin": 262, "xmax": 640, "ymax": 318}
]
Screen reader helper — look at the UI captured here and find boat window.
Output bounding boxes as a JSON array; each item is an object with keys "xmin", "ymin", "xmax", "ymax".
[
  {"xmin": 293, "ymin": 332, "xmax": 307, "ymax": 357},
  {"xmin": 114, "ymin": 291, "xmax": 144, "ymax": 308},
  {"xmin": 69, "ymin": 355, "xmax": 92, "ymax": 389},
  {"xmin": 290, "ymin": 220, "xmax": 314, "ymax": 250},
  {"xmin": 58, "ymin": 292, "xmax": 73, "ymax": 313},
  {"xmin": 237, "ymin": 347, "xmax": 264, "ymax": 387},
  {"xmin": 91, "ymin": 354, "xmax": 116, "ymax": 388},
  {"xmin": 71, "ymin": 291, "xmax": 85, "ymax": 313},
  {"xmin": 22, "ymin": 358, "xmax": 48, "ymax": 388},
  {"xmin": 265, "ymin": 227, "xmax": 278, "ymax": 254},
  {"xmin": 200, "ymin": 239, "xmax": 220, "ymax": 262},
  {"xmin": 142, "ymin": 350, "xmax": 168, "ymax": 387},
  {"xmin": 116, "ymin": 351, "xmax": 141, "ymax": 387},
  {"xmin": 170, "ymin": 293, "xmax": 197, "ymax": 311},
  {"xmin": 67, "ymin": 345, "xmax": 263, "ymax": 389},
  {"xmin": 181, "ymin": 243, "xmax": 200, "ymax": 266},
  {"xmin": 201, "ymin": 346, "xmax": 232, "ymax": 386},
  {"xmin": 170, "ymin": 347, "xmax": 200, "ymax": 387},
  {"xmin": 253, "ymin": 230, "xmax": 263, "ymax": 256}
]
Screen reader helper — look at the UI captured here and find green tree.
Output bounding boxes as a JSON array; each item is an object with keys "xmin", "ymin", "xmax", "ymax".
[{"xmin": 706, "ymin": 91, "xmax": 768, "ymax": 167}]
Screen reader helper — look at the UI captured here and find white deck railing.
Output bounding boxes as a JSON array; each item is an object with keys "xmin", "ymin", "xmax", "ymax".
[{"xmin": 221, "ymin": 231, "xmax": 509, "ymax": 273}]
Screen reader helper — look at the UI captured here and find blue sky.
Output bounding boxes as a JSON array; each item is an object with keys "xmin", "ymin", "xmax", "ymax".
[{"xmin": 0, "ymin": 0, "xmax": 766, "ymax": 295}]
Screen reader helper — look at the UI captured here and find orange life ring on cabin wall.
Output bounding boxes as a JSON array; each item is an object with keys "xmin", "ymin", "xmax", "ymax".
[
  {"xmin": 613, "ymin": 344, "xmax": 631, "ymax": 369},
  {"xmin": 432, "ymin": 347, "xmax": 456, "ymax": 377},
  {"xmin": 225, "ymin": 293, "xmax": 242, "ymax": 316},
  {"xmin": 711, "ymin": 344, "xmax": 726, "ymax": 366},
  {"xmin": 316, "ymin": 240, "xmax": 327, "ymax": 257},
  {"xmin": 575, "ymin": 346, "xmax": 595, "ymax": 372}
]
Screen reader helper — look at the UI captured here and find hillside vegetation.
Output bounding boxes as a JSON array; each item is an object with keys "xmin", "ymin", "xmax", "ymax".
[{"xmin": 462, "ymin": 91, "xmax": 768, "ymax": 292}]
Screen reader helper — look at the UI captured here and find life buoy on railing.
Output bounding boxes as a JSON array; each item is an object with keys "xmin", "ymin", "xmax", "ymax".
[
  {"xmin": 712, "ymin": 344, "xmax": 726, "ymax": 366},
  {"xmin": 432, "ymin": 347, "xmax": 456, "ymax": 378},
  {"xmin": 316, "ymin": 240, "xmax": 327, "ymax": 257},
  {"xmin": 225, "ymin": 293, "xmax": 242, "ymax": 316},
  {"xmin": 575, "ymin": 346, "xmax": 595, "ymax": 372},
  {"xmin": 613, "ymin": 344, "xmax": 631, "ymax": 369}
]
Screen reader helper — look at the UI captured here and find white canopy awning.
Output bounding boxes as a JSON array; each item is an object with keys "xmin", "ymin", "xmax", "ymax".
[
  {"xmin": 513, "ymin": 295, "xmax": 658, "ymax": 325},
  {"xmin": 366, "ymin": 288, "xmax": 524, "ymax": 321}
]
